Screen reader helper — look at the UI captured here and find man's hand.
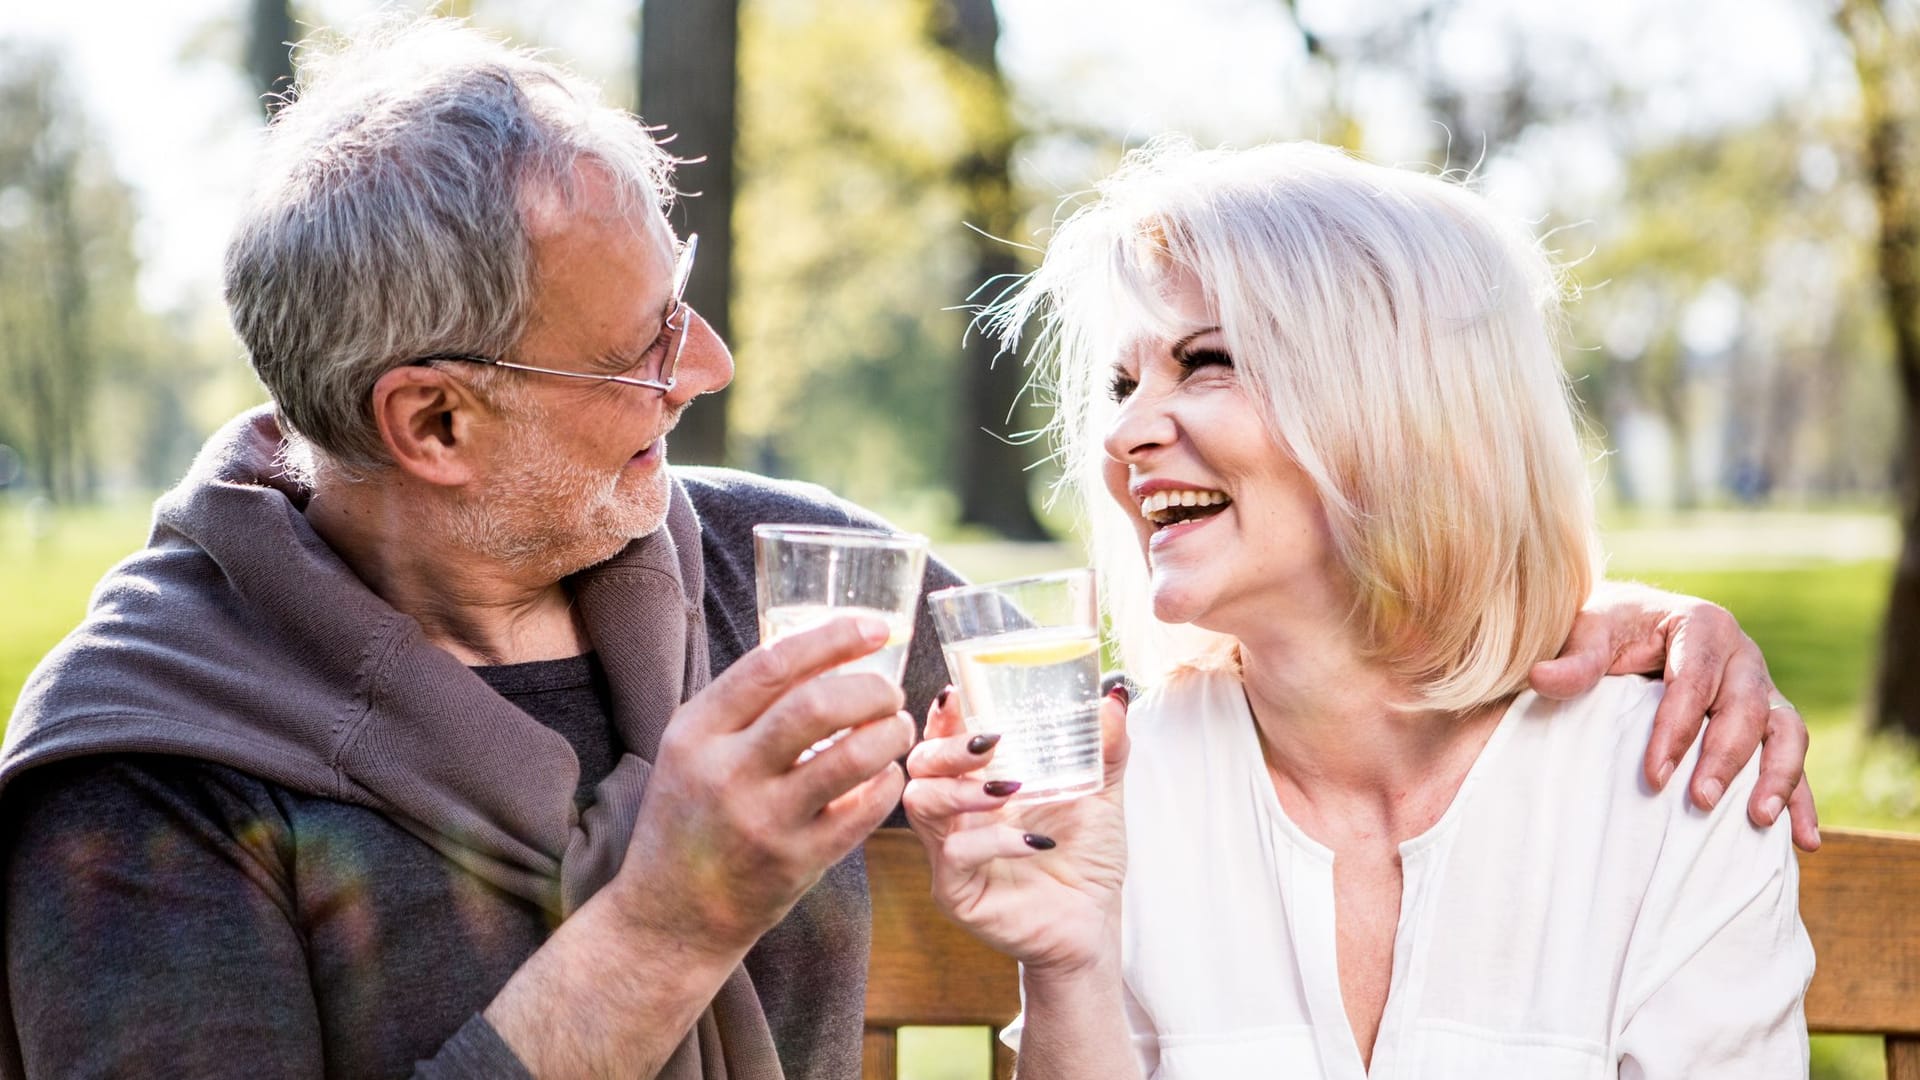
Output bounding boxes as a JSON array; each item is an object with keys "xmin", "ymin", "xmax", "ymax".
[
  {"xmin": 484, "ymin": 615, "xmax": 914, "ymax": 1079},
  {"xmin": 617, "ymin": 613, "xmax": 916, "ymax": 954},
  {"xmin": 1530, "ymin": 581, "xmax": 1819, "ymax": 852}
]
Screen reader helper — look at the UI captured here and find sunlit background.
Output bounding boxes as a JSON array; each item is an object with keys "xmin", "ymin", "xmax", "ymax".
[{"xmin": 2, "ymin": 2, "xmax": 1917, "ymax": 1077}]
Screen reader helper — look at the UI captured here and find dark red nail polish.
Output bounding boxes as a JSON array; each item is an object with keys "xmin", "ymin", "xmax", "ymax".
[
  {"xmin": 983, "ymin": 779, "xmax": 1021, "ymax": 797},
  {"xmin": 935, "ymin": 686, "xmax": 952, "ymax": 709},
  {"xmin": 1106, "ymin": 682, "xmax": 1130, "ymax": 707},
  {"xmin": 967, "ymin": 733, "xmax": 1001, "ymax": 755},
  {"xmin": 1023, "ymin": 833, "xmax": 1056, "ymax": 851}
]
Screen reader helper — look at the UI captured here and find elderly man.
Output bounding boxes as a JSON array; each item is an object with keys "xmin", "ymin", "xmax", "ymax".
[{"xmin": 0, "ymin": 19, "xmax": 1813, "ymax": 1080}]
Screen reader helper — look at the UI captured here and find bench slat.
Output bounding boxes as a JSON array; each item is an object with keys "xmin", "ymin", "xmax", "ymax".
[
  {"xmin": 866, "ymin": 829, "xmax": 1021, "ymax": 1028},
  {"xmin": 1800, "ymin": 828, "xmax": 1920, "ymax": 1036}
]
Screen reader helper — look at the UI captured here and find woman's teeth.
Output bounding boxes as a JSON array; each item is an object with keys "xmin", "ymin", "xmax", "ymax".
[{"xmin": 1139, "ymin": 489, "xmax": 1232, "ymax": 526}]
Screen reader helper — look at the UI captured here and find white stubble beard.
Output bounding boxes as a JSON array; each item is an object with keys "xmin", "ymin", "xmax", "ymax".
[{"xmin": 445, "ymin": 400, "xmax": 674, "ymax": 581}]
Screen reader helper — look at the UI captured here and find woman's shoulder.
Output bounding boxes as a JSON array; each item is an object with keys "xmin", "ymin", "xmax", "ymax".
[
  {"xmin": 1493, "ymin": 673, "xmax": 1790, "ymax": 870},
  {"xmin": 1121, "ymin": 666, "xmax": 1254, "ymax": 790},
  {"xmin": 1129, "ymin": 665, "xmax": 1248, "ymax": 736},
  {"xmin": 1500, "ymin": 672, "xmax": 1667, "ymax": 783}
]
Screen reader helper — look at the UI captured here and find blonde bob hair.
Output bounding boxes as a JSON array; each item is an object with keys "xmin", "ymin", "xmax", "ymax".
[{"xmin": 990, "ymin": 140, "xmax": 1600, "ymax": 714}]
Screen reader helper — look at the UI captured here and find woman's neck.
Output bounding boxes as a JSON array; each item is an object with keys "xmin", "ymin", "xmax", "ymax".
[{"xmin": 1236, "ymin": 631, "xmax": 1506, "ymax": 847}]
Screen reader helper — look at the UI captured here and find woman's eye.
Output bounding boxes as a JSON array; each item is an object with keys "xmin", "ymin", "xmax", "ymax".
[
  {"xmin": 1178, "ymin": 347, "xmax": 1233, "ymax": 372},
  {"xmin": 1107, "ymin": 373, "xmax": 1139, "ymax": 402}
]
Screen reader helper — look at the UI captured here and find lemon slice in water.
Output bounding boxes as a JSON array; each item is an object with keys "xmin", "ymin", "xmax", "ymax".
[{"xmin": 964, "ymin": 636, "xmax": 1098, "ymax": 667}]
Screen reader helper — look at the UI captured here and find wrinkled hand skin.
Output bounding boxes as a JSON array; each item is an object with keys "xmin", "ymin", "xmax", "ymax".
[
  {"xmin": 1530, "ymin": 581, "xmax": 1819, "ymax": 852},
  {"xmin": 618, "ymin": 614, "xmax": 917, "ymax": 955},
  {"xmin": 903, "ymin": 686, "xmax": 1132, "ymax": 976}
]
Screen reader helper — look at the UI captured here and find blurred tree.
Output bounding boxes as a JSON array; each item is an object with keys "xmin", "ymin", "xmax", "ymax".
[
  {"xmin": 639, "ymin": 0, "xmax": 739, "ymax": 466},
  {"xmin": 731, "ymin": 0, "xmax": 983, "ymax": 515},
  {"xmin": 1838, "ymin": 0, "xmax": 1920, "ymax": 739},
  {"xmin": 1564, "ymin": 117, "xmax": 1887, "ymax": 511},
  {"xmin": 247, "ymin": 0, "xmax": 297, "ymax": 117},
  {"xmin": 932, "ymin": 0, "xmax": 1046, "ymax": 539},
  {"xmin": 0, "ymin": 47, "xmax": 113, "ymax": 503}
]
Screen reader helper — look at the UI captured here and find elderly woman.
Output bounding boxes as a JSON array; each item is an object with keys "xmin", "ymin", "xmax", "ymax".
[{"xmin": 905, "ymin": 142, "xmax": 1813, "ymax": 1079}]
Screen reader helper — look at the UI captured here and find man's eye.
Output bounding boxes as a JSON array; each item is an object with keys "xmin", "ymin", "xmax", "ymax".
[{"xmin": 1108, "ymin": 373, "xmax": 1139, "ymax": 402}]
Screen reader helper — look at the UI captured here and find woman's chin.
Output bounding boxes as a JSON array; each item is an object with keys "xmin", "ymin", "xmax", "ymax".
[{"xmin": 1149, "ymin": 584, "xmax": 1211, "ymax": 627}]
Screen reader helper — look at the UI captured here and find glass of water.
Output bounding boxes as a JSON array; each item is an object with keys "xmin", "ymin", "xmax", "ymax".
[
  {"xmin": 752, "ymin": 524, "xmax": 929, "ymax": 685},
  {"xmin": 927, "ymin": 569, "xmax": 1103, "ymax": 803}
]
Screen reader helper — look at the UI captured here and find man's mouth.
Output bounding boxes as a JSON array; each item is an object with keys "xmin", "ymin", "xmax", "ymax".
[{"xmin": 1138, "ymin": 488, "xmax": 1232, "ymax": 529}]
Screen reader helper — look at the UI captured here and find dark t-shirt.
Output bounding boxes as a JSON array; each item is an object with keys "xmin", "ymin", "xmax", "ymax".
[
  {"xmin": 1, "ymin": 468, "xmax": 962, "ymax": 1080},
  {"xmin": 472, "ymin": 653, "xmax": 621, "ymax": 810}
]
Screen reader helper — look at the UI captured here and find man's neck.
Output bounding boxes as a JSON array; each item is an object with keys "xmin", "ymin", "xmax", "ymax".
[{"xmin": 304, "ymin": 473, "xmax": 589, "ymax": 666}]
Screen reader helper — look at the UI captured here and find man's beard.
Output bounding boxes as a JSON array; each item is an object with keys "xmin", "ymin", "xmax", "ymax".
[{"xmin": 445, "ymin": 400, "xmax": 672, "ymax": 581}]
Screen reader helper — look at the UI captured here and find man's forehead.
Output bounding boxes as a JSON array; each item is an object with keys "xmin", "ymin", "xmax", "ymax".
[{"xmin": 523, "ymin": 162, "xmax": 673, "ymax": 248}]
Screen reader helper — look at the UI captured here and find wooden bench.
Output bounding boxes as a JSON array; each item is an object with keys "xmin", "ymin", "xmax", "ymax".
[
  {"xmin": 1799, "ymin": 827, "xmax": 1920, "ymax": 1079},
  {"xmin": 865, "ymin": 826, "xmax": 1920, "ymax": 1079},
  {"xmin": 866, "ymin": 828, "xmax": 1020, "ymax": 1078}
]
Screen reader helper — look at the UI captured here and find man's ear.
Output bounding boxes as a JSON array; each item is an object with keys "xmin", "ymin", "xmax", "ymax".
[{"xmin": 369, "ymin": 366, "xmax": 487, "ymax": 486}]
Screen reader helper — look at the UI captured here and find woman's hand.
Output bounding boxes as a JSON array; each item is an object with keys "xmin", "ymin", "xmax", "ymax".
[
  {"xmin": 1530, "ymin": 581, "xmax": 1819, "ymax": 851},
  {"xmin": 903, "ymin": 684, "xmax": 1131, "ymax": 975}
]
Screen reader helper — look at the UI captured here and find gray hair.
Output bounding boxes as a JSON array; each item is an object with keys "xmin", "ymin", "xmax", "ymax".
[{"xmin": 224, "ymin": 17, "xmax": 677, "ymax": 475}]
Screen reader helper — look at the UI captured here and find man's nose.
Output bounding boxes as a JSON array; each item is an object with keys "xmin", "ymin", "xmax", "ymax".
[{"xmin": 668, "ymin": 308, "xmax": 734, "ymax": 403}]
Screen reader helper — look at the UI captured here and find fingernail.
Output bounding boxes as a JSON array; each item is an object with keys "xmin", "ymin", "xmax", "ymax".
[
  {"xmin": 856, "ymin": 615, "xmax": 889, "ymax": 644},
  {"xmin": 984, "ymin": 779, "xmax": 1021, "ymax": 797},
  {"xmin": 1106, "ymin": 682, "xmax": 1131, "ymax": 707},
  {"xmin": 1699, "ymin": 777, "xmax": 1725, "ymax": 809},
  {"xmin": 967, "ymin": 733, "xmax": 1001, "ymax": 755},
  {"xmin": 1761, "ymin": 795, "xmax": 1785, "ymax": 823},
  {"xmin": 1023, "ymin": 833, "xmax": 1056, "ymax": 850},
  {"xmin": 936, "ymin": 686, "xmax": 953, "ymax": 709},
  {"xmin": 1654, "ymin": 759, "xmax": 1675, "ymax": 788}
]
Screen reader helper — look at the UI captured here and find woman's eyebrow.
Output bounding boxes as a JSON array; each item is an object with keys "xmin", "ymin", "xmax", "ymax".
[{"xmin": 1170, "ymin": 325, "xmax": 1223, "ymax": 356}]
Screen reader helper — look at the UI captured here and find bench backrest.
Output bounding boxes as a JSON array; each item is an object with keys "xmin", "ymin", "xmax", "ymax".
[
  {"xmin": 1798, "ymin": 827, "xmax": 1920, "ymax": 1079},
  {"xmin": 865, "ymin": 825, "xmax": 1920, "ymax": 1079}
]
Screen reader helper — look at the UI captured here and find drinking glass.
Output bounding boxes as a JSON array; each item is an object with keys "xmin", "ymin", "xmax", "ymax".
[
  {"xmin": 927, "ymin": 568, "xmax": 1103, "ymax": 803},
  {"xmin": 753, "ymin": 524, "xmax": 929, "ymax": 684}
]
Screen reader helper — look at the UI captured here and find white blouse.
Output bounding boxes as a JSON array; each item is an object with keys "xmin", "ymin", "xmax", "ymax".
[{"xmin": 1010, "ymin": 672, "xmax": 1812, "ymax": 1079}]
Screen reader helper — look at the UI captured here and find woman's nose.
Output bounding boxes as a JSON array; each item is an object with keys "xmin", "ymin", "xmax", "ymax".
[{"xmin": 1102, "ymin": 387, "xmax": 1176, "ymax": 464}]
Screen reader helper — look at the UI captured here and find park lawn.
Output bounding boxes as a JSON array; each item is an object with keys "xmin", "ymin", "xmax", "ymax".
[
  {"xmin": 1617, "ymin": 561, "xmax": 1920, "ymax": 835},
  {"xmin": 0, "ymin": 501, "xmax": 152, "ymax": 721}
]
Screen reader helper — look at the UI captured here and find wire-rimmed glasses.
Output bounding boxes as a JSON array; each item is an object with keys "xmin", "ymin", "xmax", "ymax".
[{"xmin": 411, "ymin": 233, "xmax": 698, "ymax": 393}]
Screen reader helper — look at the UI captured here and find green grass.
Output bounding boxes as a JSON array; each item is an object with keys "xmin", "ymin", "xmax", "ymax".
[
  {"xmin": 1617, "ymin": 561, "xmax": 1920, "ymax": 835},
  {"xmin": 4, "ymin": 504, "xmax": 1913, "ymax": 1078},
  {"xmin": 0, "ymin": 500, "xmax": 152, "ymax": 722}
]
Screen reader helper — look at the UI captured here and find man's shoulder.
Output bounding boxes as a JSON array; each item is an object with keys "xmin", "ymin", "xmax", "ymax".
[
  {"xmin": 3, "ymin": 753, "xmax": 292, "ymax": 855},
  {"xmin": 9, "ymin": 752, "xmax": 279, "ymax": 801}
]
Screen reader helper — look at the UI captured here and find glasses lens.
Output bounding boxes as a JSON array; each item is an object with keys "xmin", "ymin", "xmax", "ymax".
[{"xmin": 652, "ymin": 234, "xmax": 697, "ymax": 388}]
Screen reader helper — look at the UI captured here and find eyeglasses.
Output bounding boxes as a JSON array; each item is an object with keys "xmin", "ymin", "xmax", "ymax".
[{"xmin": 411, "ymin": 233, "xmax": 698, "ymax": 394}]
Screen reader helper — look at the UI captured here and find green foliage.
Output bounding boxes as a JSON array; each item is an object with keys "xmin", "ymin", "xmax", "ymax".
[
  {"xmin": 731, "ymin": 0, "xmax": 982, "ymax": 506},
  {"xmin": 1561, "ymin": 110, "xmax": 1896, "ymax": 507},
  {"xmin": 0, "ymin": 44, "xmax": 239, "ymax": 503}
]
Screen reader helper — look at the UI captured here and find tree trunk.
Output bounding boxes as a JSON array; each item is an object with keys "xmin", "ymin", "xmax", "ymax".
[
  {"xmin": 248, "ymin": 0, "xmax": 297, "ymax": 118},
  {"xmin": 1840, "ymin": 0, "xmax": 1920, "ymax": 739},
  {"xmin": 936, "ymin": 0, "xmax": 1048, "ymax": 539},
  {"xmin": 639, "ymin": 0, "xmax": 739, "ymax": 467}
]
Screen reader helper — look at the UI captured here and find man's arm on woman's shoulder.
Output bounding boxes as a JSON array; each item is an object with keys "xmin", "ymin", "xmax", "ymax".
[{"xmin": 1530, "ymin": 580, "xmax": 1819, "ymax": 851}]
